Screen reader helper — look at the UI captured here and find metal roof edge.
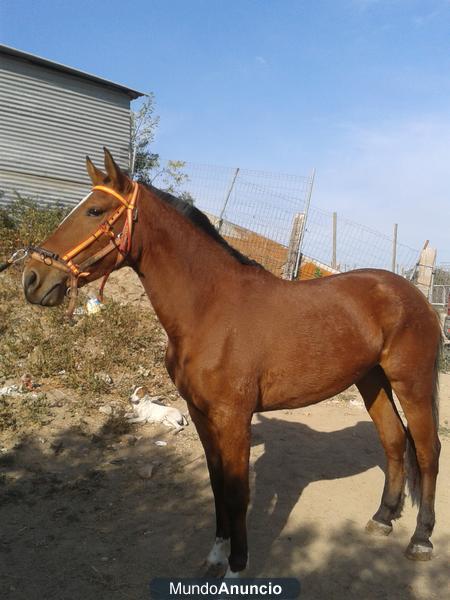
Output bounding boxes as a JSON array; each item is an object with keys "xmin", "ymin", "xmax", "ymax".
[{"xmin": 0, "ymin": 44, "xmax": 146, "ymax": 100}]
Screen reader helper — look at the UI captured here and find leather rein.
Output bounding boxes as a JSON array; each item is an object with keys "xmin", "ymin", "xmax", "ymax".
[{"xmin": 1, "ymin": 183, "xmax": 139, "ymax": 317}]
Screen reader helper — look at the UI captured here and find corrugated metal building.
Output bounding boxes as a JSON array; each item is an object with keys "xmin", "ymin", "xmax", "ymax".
[{"xmin": 0, "ymin": 44, "xmax": 144, "ymax": 208}]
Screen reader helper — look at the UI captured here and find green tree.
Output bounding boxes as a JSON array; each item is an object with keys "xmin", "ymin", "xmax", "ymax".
[{"xmin": 130, "ymin": 93, "xmax": 159, "ymax": 183}]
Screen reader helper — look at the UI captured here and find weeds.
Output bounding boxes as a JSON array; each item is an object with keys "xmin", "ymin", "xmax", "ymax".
[
  {"xmin": 440, "ymin": 345, "xmax": 450, "ymax": 373},
  {"xmin": 0, "ymin": 194, "xmax": 68, "ymax": 257},
  {"xmin": 0, "ymin": 392, "xmax": 52, "ymax": 431},
  {"xmin": 0, "ymin": 195, "xmax": 173, "ymax": 434},
  {"xmin": 0, "ymin": 270, "xmax": 173, "ymax": 431}
]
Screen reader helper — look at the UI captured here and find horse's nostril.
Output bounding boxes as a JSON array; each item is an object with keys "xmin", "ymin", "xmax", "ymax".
[{"xmin": 25, "ymin": 269, "xmax": 39, "ymax": 292}]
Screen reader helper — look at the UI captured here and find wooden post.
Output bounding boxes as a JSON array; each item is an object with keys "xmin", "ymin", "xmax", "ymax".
[
  {"xmin": 416, "ymin": 240, "xmax": 437, "ymax": 300},
  {"xmin": 332, "ymin": 212, "xmax": 337, "ymax": 269},
  {"xmin": 283, "ymin": 213, "xmax": 305, "ymax": 280}
]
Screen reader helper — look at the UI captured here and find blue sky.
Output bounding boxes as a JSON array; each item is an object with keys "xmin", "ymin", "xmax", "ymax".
[{"xmin": 1, "ymin": 0, "xmax": 449, "ymax": 260}]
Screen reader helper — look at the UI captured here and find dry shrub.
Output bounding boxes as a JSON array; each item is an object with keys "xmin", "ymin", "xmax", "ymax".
[
  {"xmin": 0, "ymin": 194, "xmax": 68, "ymax": 258},
  {"xmin": 0, "ymin": 199, "xmax": 174, "ymax": 433},
  {"xmin": 0, "ymin": 270, "xmax": 172, "ymax": 405}
]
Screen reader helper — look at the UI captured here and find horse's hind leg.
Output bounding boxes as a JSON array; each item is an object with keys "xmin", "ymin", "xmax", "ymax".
[
  {"xmin": 386, "ymin": 373, "xmax": 440, "ymax": 560},
  {"xmin": 380, "ymin": 328, "xmax": 441, "ymax": 561},
  {"xmin": 357, "ymin": 366, "xmax": 406, "ymax": 535}
]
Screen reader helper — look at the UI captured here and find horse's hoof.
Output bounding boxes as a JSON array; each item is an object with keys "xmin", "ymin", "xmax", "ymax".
[
  {"xmin": 365, "ymin": 519, "xmax": 393, "ymax": 536},
  {"xmin": 224, "ymin": 566, "xmax": 242, "ymax": 579},
  {"xmin": 405, "ymin": 542, "xmax": 433, "ymax": 561},
  {"xmin": 203, "ymin": 562, "xmax": 228, "ymax": 578}
]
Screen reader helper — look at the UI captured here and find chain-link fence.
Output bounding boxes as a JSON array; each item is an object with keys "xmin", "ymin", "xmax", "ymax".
[
  {"xmin": 1, "ymin": 158, "xmax": 423, "ymax": 280},
  {"xmin": 154, "ymin": 161, "xmax": 314, "ymax": 276},
  {"xmin": 155, "ymin": 159, "xmax": 419, "ymax": 279},
  {"xmin": 432, "ymin": 263, "xmax": 450, "ymax": 307},
  {"xmin": 301, "ymin": 206, "xmax": 419, "ymax": 277}
]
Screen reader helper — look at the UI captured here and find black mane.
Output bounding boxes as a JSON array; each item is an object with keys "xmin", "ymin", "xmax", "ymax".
[{"xmin": 146, "ymin": 185, "xmax": 262, "ymax": 268}]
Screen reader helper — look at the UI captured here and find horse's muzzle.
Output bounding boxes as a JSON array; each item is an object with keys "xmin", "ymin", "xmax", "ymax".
[{"xmin": 23, "ymin": 264, "xmax": 67, "ymax": 307}]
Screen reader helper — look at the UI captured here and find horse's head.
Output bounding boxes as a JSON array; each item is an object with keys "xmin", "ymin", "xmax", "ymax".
[{"xmin": 22, "ymin": 148, "xmax": 137, "ymax": 312}]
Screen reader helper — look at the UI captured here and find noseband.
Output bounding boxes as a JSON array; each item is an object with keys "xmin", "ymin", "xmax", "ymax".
[{"xmin": 28, "ymin": 182, "xmax": 139, "ymax": 316}]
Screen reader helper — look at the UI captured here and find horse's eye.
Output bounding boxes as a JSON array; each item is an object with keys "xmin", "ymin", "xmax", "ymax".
[{"xmin": 87, "ymin": 207, "xmax": 104, "ymax": 217}]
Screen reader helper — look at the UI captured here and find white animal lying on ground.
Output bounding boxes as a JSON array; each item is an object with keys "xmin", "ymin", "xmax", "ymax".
[{"xmin": 126, "ymin": 386, "xmax": 188, "ymax": 432}]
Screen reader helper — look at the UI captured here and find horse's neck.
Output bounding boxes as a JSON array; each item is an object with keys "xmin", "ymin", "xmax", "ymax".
[{"xmin": 131, "ymin": 187, "xmax": 239, "ymax": 341}]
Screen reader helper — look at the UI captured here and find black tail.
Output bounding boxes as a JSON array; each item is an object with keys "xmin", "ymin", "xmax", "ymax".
[{"xmin": 404, "ymin": 337, "xmax": 442, "ymax": 506}]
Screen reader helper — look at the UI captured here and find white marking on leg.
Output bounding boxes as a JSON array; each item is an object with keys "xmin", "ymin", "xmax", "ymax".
[
  {"xmin": 409, "ymin": 543, "xmax": 432, "ymax": 554},
  {"xmin": 206, "ymin": 537, "xmax": 230, "ymax": 566},
  {"xmin": 224, "ymin": 565, "xmax": 241, "ymax": 578}
]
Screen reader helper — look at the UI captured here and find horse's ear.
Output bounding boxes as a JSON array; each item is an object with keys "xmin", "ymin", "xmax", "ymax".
[
  {"xmin": 103, "ymin": 147, "xmax": 128, "ymax": 191},
  {"xmin": 86, "ymin": 156, "xmax": 106, "ymax": 185}
]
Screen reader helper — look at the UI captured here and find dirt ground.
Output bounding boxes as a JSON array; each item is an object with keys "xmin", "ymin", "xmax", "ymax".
[{"xmin": 0, "ymin": 270, "xmax": 449, "ymax": 600}]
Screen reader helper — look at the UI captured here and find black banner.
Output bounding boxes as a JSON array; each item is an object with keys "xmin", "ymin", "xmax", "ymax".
[{"xmin": 149, "ymin": 578, "xmax": 301, "ymax": 599}]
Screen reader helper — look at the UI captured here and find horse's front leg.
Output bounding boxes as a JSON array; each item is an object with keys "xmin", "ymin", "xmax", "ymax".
[
  {"xmin": 215, "ymin": 412, "xmax": 251, "ymax": 577},
  {"xmin": 188, "ymin": 404, "xmax": 230, "ymax": 576}
]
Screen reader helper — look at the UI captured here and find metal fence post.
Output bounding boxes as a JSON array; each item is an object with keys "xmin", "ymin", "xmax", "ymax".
[
  {"xmin": 217, "ymin": 167, "xmax": 240, "ymax": 233},
  {"xmin": 391, "ymin": 223, "xmax": 398, "ymax": 273},
  {"xmin": 332, "ymin": 212, "xmax": 337, "ymax": 269},
  {"xmin": 293, "ymin": 169, "xmax": 315, "ymax": 280}
]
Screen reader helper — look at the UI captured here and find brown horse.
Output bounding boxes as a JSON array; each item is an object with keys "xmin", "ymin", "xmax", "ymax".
[{"xmin": 22, "ymin": 149, "xmax": 441, "ymax": 576}]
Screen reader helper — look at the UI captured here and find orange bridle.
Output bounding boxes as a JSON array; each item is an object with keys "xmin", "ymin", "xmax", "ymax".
[{"xmin": 28, "ymin": 182, "xmax": 139, "ymax": 316}]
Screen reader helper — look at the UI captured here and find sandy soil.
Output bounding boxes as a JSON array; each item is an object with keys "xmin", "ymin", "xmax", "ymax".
[
  {"xmin": 0, "ymin": 372, "xmax": 448, "ymax": 600},
  {"xmin": 1, "ymin": 269, "xmax": 449, "ymax": 600}
]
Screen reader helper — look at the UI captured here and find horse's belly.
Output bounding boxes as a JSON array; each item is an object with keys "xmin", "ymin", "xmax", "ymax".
[{"xmin": 258, "ymin": 354, "xmax": 375, "ymax": 410}]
